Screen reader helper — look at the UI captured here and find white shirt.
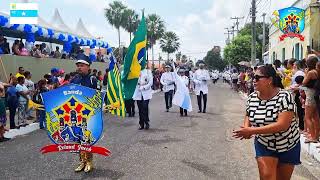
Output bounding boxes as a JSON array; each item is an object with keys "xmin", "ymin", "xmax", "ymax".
[
  {"xmin": 291, "ymin": 70, "xmax": 305, "ymax": 86},
  {"xmin": 24, "ymin": 79, "xmax": 34, "ymax": 91},
  {"xmin": 160, "ymin": 72, "xmax": 175, "ymax": 92},
  {"xmin": 180, "ymin": 75, "xmax": 189, "ymax": 87},
  {"xmin": 231, "ymin": 73, "xmax": 238, "ymax": 80},
  {"xmin": 193, "ymin": 69, "xmax": 210, "ymax": 95},
  {"xmin": 16, "ymin": 84, "xmax": 30, "ymax": 103},
  {"xmin": 211, "ymin": 72, "xmax": 218, "ymax": 79},
  {"xmin": 133, "ymin": 69, "xmax": 153, "ymax": 101}
]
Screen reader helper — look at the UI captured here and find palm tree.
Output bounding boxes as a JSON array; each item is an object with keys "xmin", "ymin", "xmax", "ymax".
[
  {"xmin": 105, "ymin": 1, "xmax": 127, "ymax": 50},
  {"xmin": 176, "ymin": 51, "xmax": 182, "ymax": 62},
  {"xmin": 123, "ymin": 9, "xmax": 140, "ymax": 42},
  {"xmin": 160, "ymin": 31, "xmax": 180, "ymax": 60},
  {"xmin": 146, "ymin": 14, "xmax": 165, "ymax": 67}
]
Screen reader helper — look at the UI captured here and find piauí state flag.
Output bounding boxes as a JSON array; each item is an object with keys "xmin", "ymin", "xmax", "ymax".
[
  {"xmin": 10, "ymin": 3, "xmax": 38, "ymax": 25},
  {"xmin": 106, "ymin": 55, "xmax": 126, "ymax": 117},
  {"xmin": 121, "ymin": 12, "xmax": 147, "ymax": 100}
]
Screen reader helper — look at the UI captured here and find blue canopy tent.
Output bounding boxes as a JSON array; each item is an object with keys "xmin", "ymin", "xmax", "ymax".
[{"xmin": 0, "ymin": 13, "xmax": 113, "ymax": 60}]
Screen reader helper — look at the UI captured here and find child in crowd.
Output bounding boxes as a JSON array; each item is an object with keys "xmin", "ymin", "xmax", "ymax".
[{"xmin": 34, "ymin": 79, "xmax": 49, "ymax": 129}]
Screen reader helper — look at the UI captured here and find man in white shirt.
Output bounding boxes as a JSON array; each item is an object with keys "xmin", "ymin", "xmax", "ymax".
[
  {"xmin": 133, "ymin": 68, "xmax": 153, "ymax": 130},
  {"xmin": 160, "ymin": 65, "xmax": 175, "ymax": 112},
  {"xmin": 193, "ymin": 62, "xmax": 211, "ymax": 113}
]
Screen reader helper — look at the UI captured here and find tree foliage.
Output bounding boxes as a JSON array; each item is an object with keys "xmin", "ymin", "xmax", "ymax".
[
  {"xmin": 204, "ymin": 49, "xmax": 227, "ymax": 71},
  {"xmin": 160, "ymin": 31, "xmax": 180, "ymax": 60},
  {"xmin": 223, "ymin": 22, "xmax": 268, "ymax": 66}
]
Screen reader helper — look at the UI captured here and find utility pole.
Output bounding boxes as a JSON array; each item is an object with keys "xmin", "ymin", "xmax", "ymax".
[
  {"xmin": 262, "ymin": 13, "xmax": 266, "ymax": 63},
  {"xmin": 231, "ymin": 25, "xmax": 235, "ymax": 40},
  {"xmin": 231, "ymin": 16, "xmax": 245, "ymax": 33},
  {"xmin": 251, "ymin": 0, "xmax": 257, "ymax": 65},
  {"xmin": 224, "ymin": 28, "xmax": 232, "ymax": 44}
]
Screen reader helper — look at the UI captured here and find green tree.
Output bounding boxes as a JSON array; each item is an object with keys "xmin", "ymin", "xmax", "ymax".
[
  {"xmin": 224, "ymin": 35, "xmax": 258, "ymax": 65},
  {"xmin": 204, "ymin": 49, "xmax": 227, "ymax": 71},
  {"xmin": 123, "ymin": 9, "xmax": 140, "ymax": 42},
  {"xmin": 105, "ymin": 1, "xmax": 127, "ymax": 50},
  {"xmin": 146, "ymin": 14, "xmax": 165, "ymax": 66},
  {"xmin": 238, "ymin": 22, "xmax": 269, "ymax": 61},
  {"xmin": 176, "ymin": 51, "xmax": 182, "ymax": 61},
  {"xmin": 160, "ymin": 31, "xmax": 180, "ymax": 60}
]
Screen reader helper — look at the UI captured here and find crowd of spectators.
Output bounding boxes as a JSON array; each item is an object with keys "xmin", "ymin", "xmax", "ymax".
[
  {"xmin": 224, "ymin": 50, "xmax": 320, "ymax": 144},
  {"xmin": 0, "ymin": 35, "xmax": 106, "ymax": 62}
]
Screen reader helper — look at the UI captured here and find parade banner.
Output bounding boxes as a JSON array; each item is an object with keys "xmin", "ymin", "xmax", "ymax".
[
  {"xmin": 272, "ymin": 7, "xmax": 305, "ymax": 41},
  {"xmin": 40, "ymin": 84, "xmax": 110, "ymax": 156}
]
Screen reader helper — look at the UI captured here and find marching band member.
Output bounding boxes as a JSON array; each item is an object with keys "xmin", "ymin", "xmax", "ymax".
[
  {"xmin": 160, "ymin": 65, "xmax": 175, "ymax": 112},
  {"xmin": 193, "ymin": 62, "xmax": 210, "ymax": 113},
  {"xmin": 133, "ymin": 67, "xmax": 153, "ymax": 130}
]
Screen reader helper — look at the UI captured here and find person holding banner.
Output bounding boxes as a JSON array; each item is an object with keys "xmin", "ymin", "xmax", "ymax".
[
  {"xmin": 160, "ymin": 65, "xmax": 175, "ymax": 112},
  {"xmin": 70, "ymin": 54, "xmax": 97, "ymax": 173},
  {"xmin": 193, "ymin": 62, "xmax": 211, "ymax": 113},
  {"xmin": 133, "ymin": 68, "xmax": 153, "ymax": 130}
]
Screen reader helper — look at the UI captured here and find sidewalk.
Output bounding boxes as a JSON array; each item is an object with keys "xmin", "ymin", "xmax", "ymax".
[
  {"xmin": 3, "ymin": 109, "xmax": 40, "ymax": 139},
  {"xmin": 239, "ymin": 91, "xmax": 320, "ymax": 163}
]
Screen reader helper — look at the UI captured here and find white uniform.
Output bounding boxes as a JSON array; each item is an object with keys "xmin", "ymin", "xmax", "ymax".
[
  {"xmin": 133, "ymin": 69, "xmax": 153, "ymax": 101},
  {"xmin": 193, "ymin": 69, "xmax": 210, "ymax": 95},
  {"xmin": 160, "ymin": 72, "xmax": 175, "ymax": 92},
  {"xmin": 181, "ymin": 75, "xmax": 189, "ymax": 87}
]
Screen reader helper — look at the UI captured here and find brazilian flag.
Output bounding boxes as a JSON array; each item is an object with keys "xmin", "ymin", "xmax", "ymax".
[{"xmin": 121, "ymin": 12, "xmax": 147, "ymax": 100}]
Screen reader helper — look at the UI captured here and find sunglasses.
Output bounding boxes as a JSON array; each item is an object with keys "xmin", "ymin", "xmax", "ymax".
[{"xmin": 254, "ymin": 75, "xmax": 269, "ymax": 81}]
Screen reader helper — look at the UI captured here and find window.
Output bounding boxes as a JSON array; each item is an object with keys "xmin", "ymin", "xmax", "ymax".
[
  {"xmin": 300, "ymin": 45, "xmax": 303, "ymax": 60},
  {"xmin": 273, "ymin": 52, "xmax": 276, "ymax": 61},
  {"xmin": 295, "ymin": 43, "xmax": 300, "ymax": 60},
  {"xmin": 282, "ymin": 48, "xmax": 286, "ymax": 61}
]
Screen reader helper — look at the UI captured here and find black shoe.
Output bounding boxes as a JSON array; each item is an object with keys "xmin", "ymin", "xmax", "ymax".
[
  {"xmin": 145, "ymin": 124, "xmax": 149, "ymax": 130},
  {"xmin": 198, "ymin": 110, "xmax": 202, "ymax": 113},
  {"xmin": 138, "ymin": 127, "xmax": 144, "ymax": 130},
  {"xmin": 185, "ymin": 113, "xmax": 188, "ymax": 116},
  {"xmin": 166, "ymin": 109, "xmax": 169, "ymax": 112},
  {"xmin": 0, "ymin": 137, "xmax": 11, "ymax": 142},
  {"xmin": 202, "ymin": 110, "xmax": 206, "ymax": 113}
]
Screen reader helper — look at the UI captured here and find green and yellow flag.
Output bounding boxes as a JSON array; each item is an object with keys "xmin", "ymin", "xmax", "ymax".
[
  {"xmin": 106, "ymin": 55, "xmax": 126, "ymax": 117},
  {"xmin": 121, "ymin": 12, "xmax": 147, "ymax": 100}
]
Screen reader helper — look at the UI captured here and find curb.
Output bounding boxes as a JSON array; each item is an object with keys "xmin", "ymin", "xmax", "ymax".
[
  {"xmin": 300, "ymin": 135, "xmax": 320, "ymax": 162},
  {"xmin": 4, "ymin": 123, "xmax": 40, "ymax": 139}
]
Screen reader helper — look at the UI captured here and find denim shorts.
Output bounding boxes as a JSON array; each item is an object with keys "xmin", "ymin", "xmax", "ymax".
[{"xmin": 254, "ymin": 138, "xmax": 301, "ymax": 165}]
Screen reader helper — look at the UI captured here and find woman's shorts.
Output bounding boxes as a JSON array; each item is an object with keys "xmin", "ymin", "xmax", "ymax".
[{"xmin": 254, "ymin": 139, "xmax": 301, "ymax": 165}]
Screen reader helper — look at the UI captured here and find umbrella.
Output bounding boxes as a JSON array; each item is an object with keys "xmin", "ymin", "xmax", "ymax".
[{"xmin": 238, "ymin": 61, "xmax": 251, "ymax": 67}]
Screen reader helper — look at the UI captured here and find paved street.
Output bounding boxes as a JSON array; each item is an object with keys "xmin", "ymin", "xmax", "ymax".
[{"xmin": 1, "ymin": 81, "xmax": 320, "ymax": 180}]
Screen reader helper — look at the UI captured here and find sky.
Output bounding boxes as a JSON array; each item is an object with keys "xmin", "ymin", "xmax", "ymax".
[{"xmin": 0, "ymin": 0, "xmax": 297, "ymax": 60}]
